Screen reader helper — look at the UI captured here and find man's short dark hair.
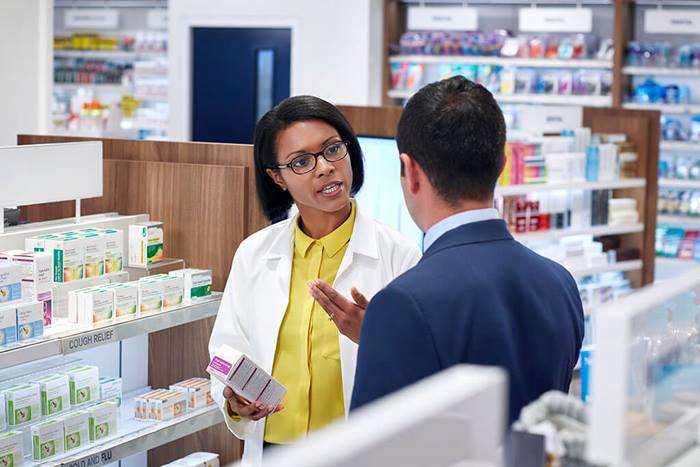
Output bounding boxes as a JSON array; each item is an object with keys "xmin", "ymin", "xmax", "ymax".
[
  {"xmin": 254, "ymin": 95, "xmax": 365, "ymax": 221},
  {"xmin": 396, "ymin": 76, "xmax": 506, "ymax": 204}
]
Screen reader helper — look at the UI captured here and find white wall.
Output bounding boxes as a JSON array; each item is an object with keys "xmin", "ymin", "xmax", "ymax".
[
  {"xmin": 0, "ymin": 0, "xmax": 52, "ymax": 146},
  {"xmin": 168, "ymin": 0, "xmax": 384, "ymax": 140}
]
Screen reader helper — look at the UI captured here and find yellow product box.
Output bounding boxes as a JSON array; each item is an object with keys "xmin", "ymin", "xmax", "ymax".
[
  {"xmin": 134, "ymin": 389, "xmax": 167, "ymax": 420},
  {"xmin": 138, "ymin": 280, "xmax": 163, "ymax": 314},
  {"xmin": 80, "ymin": 233, "xmax": 105, "ymax": 278},
  {"xmin": 129, "ymin": 222, "xmax": 164, "ymax": 267},
  {"xmin": 102, "ymin": 229, "xmax": 124, "ymax": 274},
  {"xmin": 148, "ymin": 390, "xmax": 186, "ymax": 421},
  {"xmin": 170, "ymin": 378, "xmax": 214, "ymax": 410},
  {"xmin": 45, "ymin": 236, "xmax": 85, "ymax": 283}
]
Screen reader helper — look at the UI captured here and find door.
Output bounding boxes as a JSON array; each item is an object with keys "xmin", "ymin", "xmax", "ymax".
[{"xmin": 191, "ymin": 27, "xmax": 291, "ymax": 144}]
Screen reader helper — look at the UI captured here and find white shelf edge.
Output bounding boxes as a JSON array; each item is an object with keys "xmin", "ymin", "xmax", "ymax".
[
  {"xmin": 54, "ymin": 83, "xmax": 133, "ymax": 91},
  {"xmin": 33, "ymin": 402, "xmax": 222, "ymax": 467},
  {"xmin": 622, "ymin": 103, "xmax": 700, "ymax": 114},
  {"xmin": 657, "ymin": 215, "xmax": 700, "ymax": 227},
  {"xmin": 0, "ymin": 294, "xmax": 222, "ymax": 370},
  {"xmin": 656, "ymin": 256, "xmax": 700, "ymax": 266},
  {"xmin": 388, "ymin": 89, "xmax": 611, "ymax": 106},
  {"xmin": 496, "ymin": 178, "xmax": 646, "ymax": 196},
  {"xmin": 54, "ymin": 50, "xmax": 166, "ymax": 60},
  {"xmin": 567, "ymin": 259, "xmax": 643, "ymax": 278},
  {"xmin": 660, "ymin": 142, "xmax": 700, "ymax": 152},
  {"xmin": 658, "ymin": 178, "xmax": 700, "ymax": 190},
  {"xmin": 513, "ymin": 223, "xmax": 645, "ymax": 242},
  {"xmin": 622, "ymin": 66, "xmax": 700, "ymax": 77},
  {"xmin": 389, "ymin": 55, "xmax": 613, "ymax": 69}
]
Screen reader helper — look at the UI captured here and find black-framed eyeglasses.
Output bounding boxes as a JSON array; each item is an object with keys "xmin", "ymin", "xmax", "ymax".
[{"xmin": 274, "ymin": 141, "xmax": 349, "ymax": 175}]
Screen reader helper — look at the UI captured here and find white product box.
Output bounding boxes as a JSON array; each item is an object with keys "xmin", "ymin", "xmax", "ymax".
[
  {"xmin": 32, "ymin": 418, "xmax": 64, "ymax": 460},
  {"xmin": 83, "ymin": 289, "xmax": 114, "ymax": 325},
  {"xmin": 99, "ymin": 376, "xmax": 122, "ymax": 406},
  {"xmin": 138, "ymin": 280, "xmax": 163, "ymax": 314},
  {"xmin": 102, "ymin": 229, "xmax": 124, "ymax": 274},
  {"xmin": 109, "ymin": 283, "xmax": 138, "ymax": 320},
  {"xmin": 34, "ymin": 374, "xmax": 71, "ymax": 417},
  {"xmin": 65, "ymin": 365, "xmax": 100, "ymax": 407},
  {"xmin": 68, "ymin": 287, "xmax": 95, "ymax": 324},
  {"xmin": 170, "ymin": 378, "xmax": 214, "ymax": 410},
  {"xmin": 11, "ymin": 252, "xmax": 52, "ymax": 300},
  {"xmin": 45, "ymin": 236, "xmax": 86, "ymax": 283},
  {"xmin": 0, "ymin": 250, "xmax": 27, "ymax": 262},
  {"xmin": 144, "ymin": 275, "xmax": 184, "ymax": 309},
  {"xmin": 62, "ymin": 410, "xmax": 89, "ymax": 452},
  {"xmin": 25, "ymin": 234, "xmax": 61, "ymax": 253},
  {"xmin": 134, "ymin": 389, "xmax": 167, "ymax": 420},
  {"xmin": 0, "ymin": 393, "xmax": 5, "ymax": 431},
  {"xmin": 0, "ymin": 305, "xmax": 17, "ymax": 346},
  {"xmin": 129, "ymin": 222, "xmax": 164, "ymax": 267},
  {"xmin": 0, "ymin": 431, "xmax": 23, "ymax": 466},
  {"xmin": 207, "ymin": 344, "xmax": 286, "ymax": 407},
  {"xmin": 0, "ymin": 262, "xmax": 22, "ymax": 304},
  {"xmin": 169, "ymin": 269, "xmax": 212, "ymax": 303},
  {"xmin": 176, "ymin": 452, "xmax": 220, "ymax": 467},
  {"xmin": 16, "ymin": 301, "xmax": 44, "ymax": 342},
  {"xmin": 147, "ymin": 390, "xmax": 186, "ymax": 421},
  {"xmin": 80, "ymin": 233, "xmax": 105, "ymax": 279},
  {"xmin": 5, "ymin": 383, "xmax": 41, "ymax": 426},
  {"xmin": 88, "ymin": 400, "xmax": 118, "ymax": 441}
]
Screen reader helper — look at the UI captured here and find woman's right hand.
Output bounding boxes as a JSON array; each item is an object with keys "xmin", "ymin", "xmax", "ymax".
[{"xmin": 223, "ymin": 386, "xmax": 283, "ymax": 421}]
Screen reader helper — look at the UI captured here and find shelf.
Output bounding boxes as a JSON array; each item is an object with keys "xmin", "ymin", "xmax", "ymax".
[
  {"xmin": 513, "ymin": 223, "xmax": 645, "ymax": 242},
  {"xmin": 657, "ymin": 215, "xmax": 700, "ymax": 228},
  {"xmin": 25, "ymin": 393, "xmax": 222, "ymax": 467},
  {"xmin": 54, "ymin": 83, "xmax": 133, "ymax": 92},
  {"xmin": 389, "ymin": 55, "xmax": 613, "ymax": 69},
  {"xmin": 660, "ymin": 141, "xmax": 700, "ymax": 152},
  {"xmin": 622, "ymin": 103, "xmax": 700, "ymax": 114},
  {"xmin": 0, "ymin": 293, "xmax": 222, "ymax": 370},
  {"xmin": 658, "ymin": 178, "xmax": 700, "ymax": 190},
  {"xmin": 496, "ymin": 178, "xmax": 646, "ymax": 196},
  {"xmin": 388, "ymin": 89, "xmax": 612, "ymax": 106},
  {"xmin": 54, "ymin": 50, "xmax": 166, "ymax": 60},
  {"xmin": 567, "ymin": 259, "xmax": 643, "ymax": 278},
  {"xmin": 623, "ymin": 66, "xmax": 700, "ymax": 77}
]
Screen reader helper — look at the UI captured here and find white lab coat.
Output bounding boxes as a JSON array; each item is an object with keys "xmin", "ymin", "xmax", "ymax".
[{"xmin": 208, "ymin": 207, "xmax": 421, "ymax": 466}]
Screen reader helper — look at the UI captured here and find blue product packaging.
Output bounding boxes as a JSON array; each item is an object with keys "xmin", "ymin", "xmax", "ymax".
[
  {"xmin": 0, "ymin": 305, "xmax": 17, "ymax": 346},
  {"xmin": 16, "ymin": 301, "xmax": 43, "ymax": 342},
  {"xmin": 0, "ymin": 263, "xmax": 22, "ymax": 304},
  {"xmin": 580, "ymin": 347, "xmax": 593, "ymax": 403},
  {"xmin": 585, "ymin": 145, "xmax": 600, "ymax": 181}
]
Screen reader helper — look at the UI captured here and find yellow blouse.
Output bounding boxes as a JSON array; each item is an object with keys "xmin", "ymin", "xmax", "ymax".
[{"xmin": 264, "ymin": 203, "xmax": 356, "ymax": 444}]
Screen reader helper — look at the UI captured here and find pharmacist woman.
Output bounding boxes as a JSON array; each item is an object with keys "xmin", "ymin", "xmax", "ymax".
[{"xmin": 208, "ymin": 95, "xmax": 421, "ymax": 466}]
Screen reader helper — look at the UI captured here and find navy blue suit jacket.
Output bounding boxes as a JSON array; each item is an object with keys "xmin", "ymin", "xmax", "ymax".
[{"xmin": 350, "ymin": 219, "xmax": 584, "ymax": 423}]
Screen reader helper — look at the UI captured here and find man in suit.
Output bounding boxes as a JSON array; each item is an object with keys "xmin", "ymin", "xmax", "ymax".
[{"xmin": 349, "ymin": 76, "xmax": 584, "ymax": 423}]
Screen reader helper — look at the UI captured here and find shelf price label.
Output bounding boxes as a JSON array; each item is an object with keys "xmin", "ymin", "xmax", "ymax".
[
  {"xmin": 519, "ymin": 7, "xmax": 592, "ymax": 33},
  {"xmin": 65, "ymin": 9, "xmax": 119, "ymax": 29},
  {"xmin": 407, "ymin": 6, "xmax": 478, "ymax": 32},
  {"xmin": 147, "ymin": 10, "xmax": 168, "ymax": 30},
  {"xmin": 62, "ymin": 328, "xmax": 116, "ymax": 354},
  {"xmin": 645, "ymin": 9, "xmax": 700, "ymax": 34},
  {"xmin": 518, "ymin": 106, "xmax": 583, "ymax": 134}
]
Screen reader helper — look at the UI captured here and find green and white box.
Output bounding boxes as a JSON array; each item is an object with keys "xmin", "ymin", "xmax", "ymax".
[
  {"xmin": 99, "ymin": 377, "xmax": 122, "ymax": 406},
  {"xmin": 128, "ymin": 222, "xmax": 164, "ymax": 267},
  {"xmin": 34, "ymin": 374, "xmax": 70, "ymax": 416},
  {"xmin": 169, "ymin": 269, "xmax": 212, "ymax": 304},
  {"xmin": 0, "ymin": 393, "xmax": 5, "ymax": 431},
  {"xmin": 83, "ymin": 289, "xmax": 114, "ymax": 325},
  {"xmin": 45, "ymin": 236, "xmax": 85, "ymax": 283},
  {"xmin": 109, "ymin": 283, "xmax": 138, "ymax": 320},
  {"xmin": 89, "ymin": 400, "xmax": 118, "ymax": 442},
  {"xmin": 138, "ymin": 280, "xmax": 163, "ymax": 314},
  {"xmin": 0, "ymin": 431, "xmax": 23, "ymax": 467},
  {"xmin": 62, "ymin": 410, "xmax": 89, "ymax": 452},
  {"xmin": 102, "ymin": 229, "xmax": 124, "ymax": 274},
  {"xmin": 32, "ymin": 418, "xmax": 64, "ymax": 460},
  {"xmin": 142, "ymin": 275, "xmax": 183, "ymax": 309},
  {"xmin": 5, "ymin": 382, "xmax": 41, "ymax": 426},
  {"xmin": 25, "ymin": 234, "xmax": 60, "ymax": 253},
  {"xmin": 66, "ymin": 365, "xmax": 100, "ymax": 407},
  {"xmin": 80, "ymin": 233, "xmax": 105, "ymax": 279}
]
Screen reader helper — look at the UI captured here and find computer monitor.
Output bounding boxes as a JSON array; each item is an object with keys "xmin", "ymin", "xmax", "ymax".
[
  {"xmin": 259, "ymin": 365, "xmax": 507, "ymax": 467},
  {"xmin": 588, "ymin": 266, "xmax": 700, "ymax": 466}
]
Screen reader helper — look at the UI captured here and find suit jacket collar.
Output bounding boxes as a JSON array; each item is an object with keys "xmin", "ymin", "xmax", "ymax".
[{"xmin": 423, "ymin": 219, "xmax": 513, "ymax": 258}]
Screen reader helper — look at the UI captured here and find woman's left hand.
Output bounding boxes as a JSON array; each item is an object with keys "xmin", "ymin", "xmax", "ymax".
[{"xmin": 308, "ymin": 280, "xmax": 369, "ymax": 344}]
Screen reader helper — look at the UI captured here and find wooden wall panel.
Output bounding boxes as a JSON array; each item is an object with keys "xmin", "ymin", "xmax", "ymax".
[{"xmin": 337, "ymin": 105, "xmax": 402, "ymax": 138}]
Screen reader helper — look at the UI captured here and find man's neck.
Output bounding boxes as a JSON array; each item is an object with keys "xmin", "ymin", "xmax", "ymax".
[{"xmin": 424, "ymin": 199, "xmax": 494, "ymax": 232}]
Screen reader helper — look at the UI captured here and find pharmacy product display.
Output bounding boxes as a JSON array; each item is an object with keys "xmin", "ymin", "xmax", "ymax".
[
  {"xmin": 661, "ymin": 115, "xmax": 700, "ymax": 143},
  {"xmin": 627, "ymin": 41, "xmax": 700, "ymax": 68},
  {"xmin": 656, "ymin": 226, "xmax": 700, "ymax": 261},
  {"xmin": 54, "ymin": 32, "xmax": 167, "ymax": 53},
  {"xmin": 631, "ymin": 78, "xmax": 692, "ymax": 106},
  {"xmin": 129, "ymin": 222, "xmax": 164, "ymax": 267},
  {"xmin": 658, "ymin": 189, "xmax": 700, "ymax": 218},
  {"xmin": 134, "ymin": 378, "xmax": 214, "ymax": 422}
]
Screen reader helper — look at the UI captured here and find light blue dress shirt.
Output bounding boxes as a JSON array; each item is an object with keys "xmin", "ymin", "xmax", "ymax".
[{"xmin": 422, "ymin": 208, "xmax": 501, "ymax": 252}]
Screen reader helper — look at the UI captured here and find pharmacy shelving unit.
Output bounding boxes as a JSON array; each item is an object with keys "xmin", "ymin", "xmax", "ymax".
[
  {"xmin": 338, "ymin": 104, "xmax": 660, "ymax": 291},
  {"xmin": 387, "ymin": 88, "xmax": 613, "ymax": 107}
]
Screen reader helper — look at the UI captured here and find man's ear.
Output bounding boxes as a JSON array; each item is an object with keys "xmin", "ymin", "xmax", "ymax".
[
  {"xmin": 400, "ymin": 153, "xmax": 422, "ymax": 195},
  {"xmin": 266, "ymin": 168, "xmax": 287, "ymax": 191}
]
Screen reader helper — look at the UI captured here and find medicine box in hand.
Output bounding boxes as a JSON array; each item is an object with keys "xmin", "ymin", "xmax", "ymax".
[{"xmin": 207, "ymin": 344, "xmax": 286, "ymax": 407}]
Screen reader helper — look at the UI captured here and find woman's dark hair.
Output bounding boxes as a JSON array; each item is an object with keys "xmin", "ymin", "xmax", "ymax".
[{"xmin": 254, "ymin": 96, "xmax": 365, "ymax": 222}]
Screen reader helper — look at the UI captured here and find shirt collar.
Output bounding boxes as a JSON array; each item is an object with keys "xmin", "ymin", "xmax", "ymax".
[
  {"xmin": 423, "ymin": 208, "xmax": 500, "ymax": 252},
  {"xmin": 294, "ymin": 202, "xmax": 357, "ymax": 258}
]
